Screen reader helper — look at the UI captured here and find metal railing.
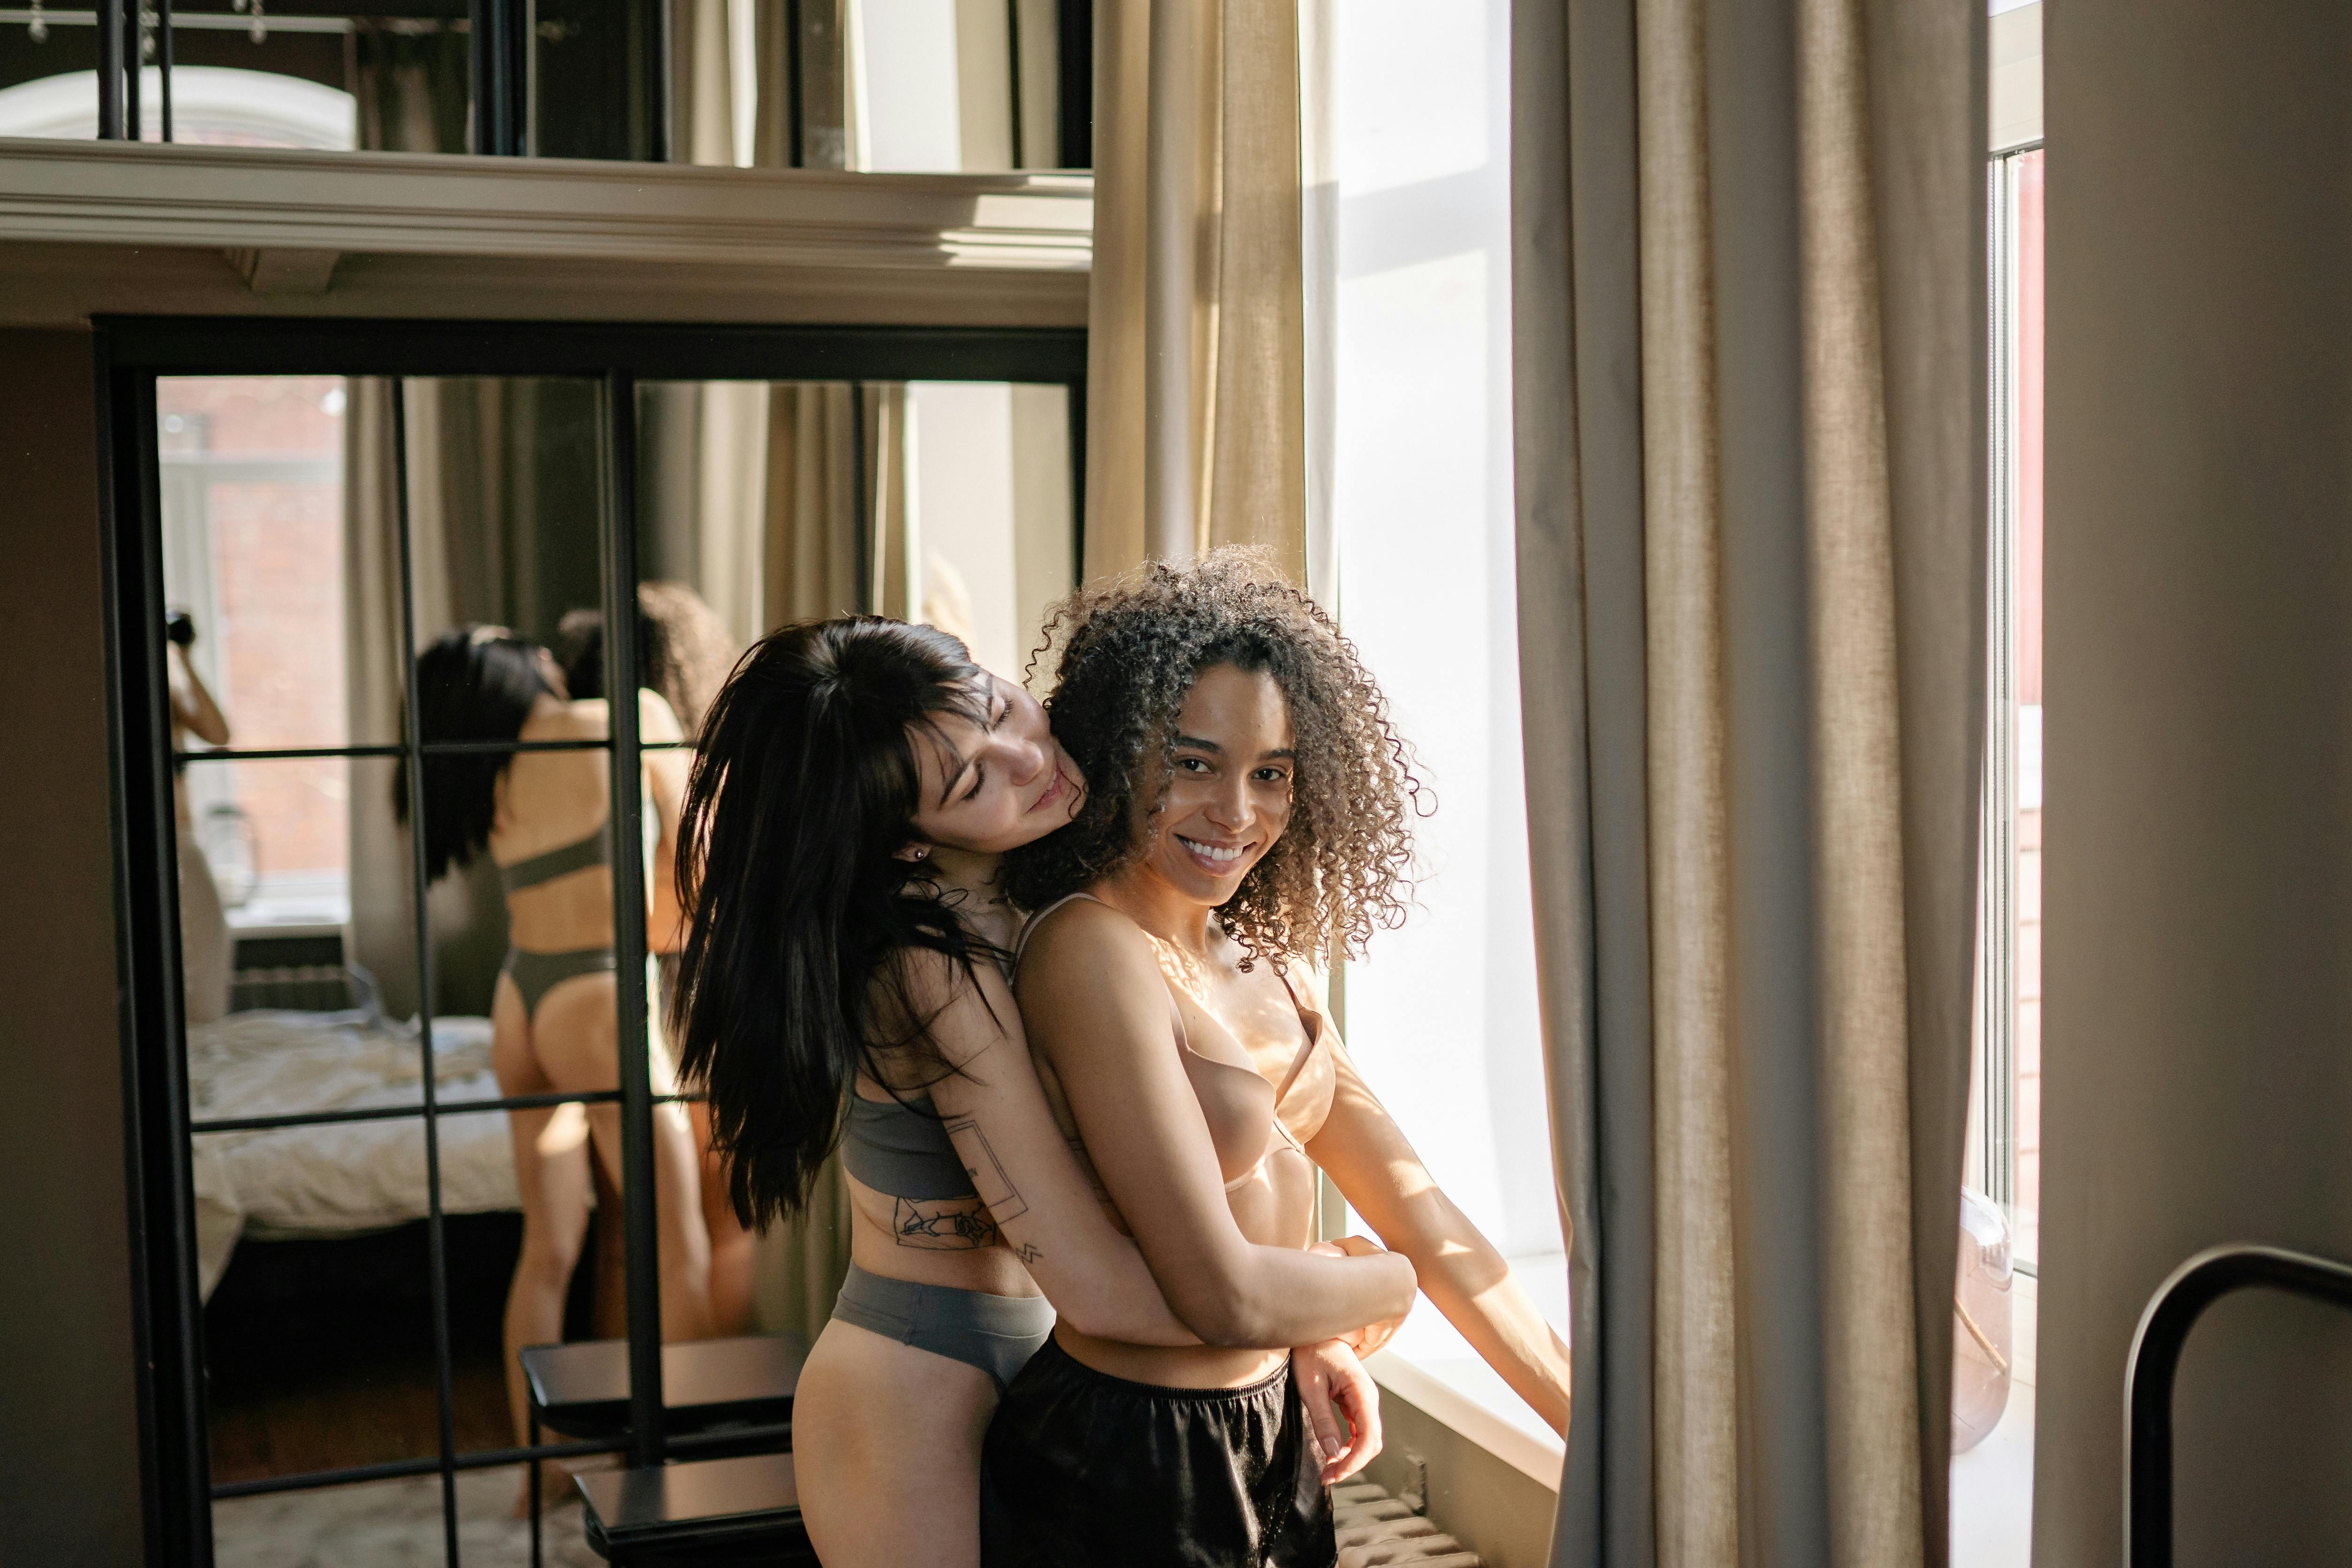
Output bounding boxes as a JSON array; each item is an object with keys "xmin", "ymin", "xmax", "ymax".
[{"xmin": 2126, "ymin": 1242, "xmax": 2352, "ymax": 1567}]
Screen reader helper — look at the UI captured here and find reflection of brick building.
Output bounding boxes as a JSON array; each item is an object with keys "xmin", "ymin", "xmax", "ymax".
[
  {"xmin": 2014, "ymin": 149, "xmax": 2045, "ymax": 1263},
  {"xmin": 158, "ymin": 375, "xmax": 348, "ymax": 902}
]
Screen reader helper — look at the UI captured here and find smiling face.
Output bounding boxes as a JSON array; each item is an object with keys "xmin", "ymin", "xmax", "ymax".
[
  {"xmin": 1132, "ymin": 662, "xmax": 1296, "ymax": 906},
  {"xmin": 904, "ymin": 670, "xmax": 1086, "ymax": 856}
]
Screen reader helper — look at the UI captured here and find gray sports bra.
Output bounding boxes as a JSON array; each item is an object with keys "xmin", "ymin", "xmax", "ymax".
[
  {"xmin": 839, "ymin": 1091, "xmax": 977, "ymax": 1200},
  {"xmin": 498, "ymin": 828, "xmax": 609, "ymax": 895}
]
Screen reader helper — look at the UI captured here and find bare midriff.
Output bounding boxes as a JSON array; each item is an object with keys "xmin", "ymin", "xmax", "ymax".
[
  {"xmin": 1050, "ymin": 1137, "xmax": 1319, "ymax": 1388},
  {"xmin": 841, "ymin": 1080, "xmax": 1046, "ymax": 1299}
]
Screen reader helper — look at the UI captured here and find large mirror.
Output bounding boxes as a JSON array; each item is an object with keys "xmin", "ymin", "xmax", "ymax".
[{"xmin": 158, "ymin": 366, "xmax": 1075, "ymax": 1562}]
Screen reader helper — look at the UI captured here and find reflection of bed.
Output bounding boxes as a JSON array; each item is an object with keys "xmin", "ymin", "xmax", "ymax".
[{"xmin": 188, "ymin": 1009, "xmax": 521, "ymax": 1298}]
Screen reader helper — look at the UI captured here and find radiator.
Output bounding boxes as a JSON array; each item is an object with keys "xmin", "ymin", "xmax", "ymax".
[
  {"xmin": 1333, "ymin": 1481, "xmax": 1481, "ymax": 1568},
  {"xmin": 228, "ymin": 964, "xmax": 362, "ymax": 1014}
]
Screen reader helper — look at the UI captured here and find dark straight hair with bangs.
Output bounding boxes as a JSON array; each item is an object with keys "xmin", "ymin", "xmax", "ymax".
[{"xmin": 669, "ymin": 615, "xmax": 997, "ymax": 1229}]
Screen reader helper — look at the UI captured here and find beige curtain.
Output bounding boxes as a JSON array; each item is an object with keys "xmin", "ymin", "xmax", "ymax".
[
  {"xmin": 1512, "ymin": 2, "xmax": 1984, "ymax": 1565},
  {"xmin": 670, "ymin": 0, "xmax": 849, "ymax": 171},
  {"xmin": 1084, "ymin": 0, "xmax": 1308, "ymax": 585},
  {"xmin": 763, "ymin": 384, "xmax": 867, "ymax": 625}
]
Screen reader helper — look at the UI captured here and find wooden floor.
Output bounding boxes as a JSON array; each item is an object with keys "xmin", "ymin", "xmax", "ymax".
[
  {"xmin": 201, "ymin": 1211, "xmax": 592, "ymax": 1485},
  {"xmin": 207, "ymin": 1341, "xmax": 513, "ymax": 1485}
]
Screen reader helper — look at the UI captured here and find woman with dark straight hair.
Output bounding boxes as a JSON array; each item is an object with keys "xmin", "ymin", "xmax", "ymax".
[
  {"xmin": 670, "ymin": 615, "xmax": 1415, "ymax": 1568},
  {"xmin": 400, "ymin": 625, "xmax": 718, "ymax": 1501}
]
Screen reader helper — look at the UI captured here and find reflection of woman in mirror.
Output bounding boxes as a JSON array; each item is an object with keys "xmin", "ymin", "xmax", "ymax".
[
  {"xmin": 671, "ymin": 619, "xmax": 1414, "ymax": 1568},
  {"xmin": 987, "ymin": 551, "xmax": 1575, "ymax": 1566},
  {"xmin": 399, "ymin": 626, "xmax": 716, "ymax": 1494},
  {"xmin": 167, "ymin": 610, "xmax": 233, "ymax": 1025},
  {"xmin": 559, "ymin": 583, "xmax": 756, "ymax": 1336}
]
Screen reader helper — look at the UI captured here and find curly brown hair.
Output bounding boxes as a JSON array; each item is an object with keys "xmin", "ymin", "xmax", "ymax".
[{"xmin": 1005, "ymin": 547, "xmax": 1424, "ymax": 964}]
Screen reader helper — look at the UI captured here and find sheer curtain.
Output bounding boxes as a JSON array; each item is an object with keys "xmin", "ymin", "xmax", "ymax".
[
  {"xmin": 1511, "ymin": 1, "xmax": 1985, "ymax": 1563},
  {"xmin": 1084, "ymin": 0, "xmax": 1311, "ymax": 584}
]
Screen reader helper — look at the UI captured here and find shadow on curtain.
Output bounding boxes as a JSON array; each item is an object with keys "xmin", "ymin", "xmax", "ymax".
[{"xmin": 1511, "ymin": 0, "xmax": 1985, "ymax": 1564}]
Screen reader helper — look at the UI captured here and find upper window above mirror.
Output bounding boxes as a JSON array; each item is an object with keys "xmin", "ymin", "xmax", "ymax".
[{"xmin": 0, "ymin": 0, "xmax": 1087, "ymax": 168}]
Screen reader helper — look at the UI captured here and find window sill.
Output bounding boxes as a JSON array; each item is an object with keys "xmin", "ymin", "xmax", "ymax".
[
  {"xmin": 1364, "ymin": 1260, "xmax": 1569, "ymax": 1493},
  {"xmin": 1950, "ymin": 1269, "xmax": 2036, "ymax": 1568}
]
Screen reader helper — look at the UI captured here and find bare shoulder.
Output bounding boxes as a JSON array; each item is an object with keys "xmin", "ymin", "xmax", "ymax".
[
  {"xmin": 869, "ymin": 945, "xmax": 1017, "ymax": 1072},
  {"xmin": 1017, "ymin": 894, "xmax": 1159, "ymax": 981},
  {"xmin": 1014, "ymin": 898, "xmax": 1177, "ymax": 1071},
  {"xmin": 637, "ymin": 687, "xmax": 686, "ymax": 742},
  {"xmin": 521, "ymin": 696, "xmax": 608, "ymax": 743},
  {"xmin": 888, "ymin": 944, "xmax": 1014, "ymax": 1012}
]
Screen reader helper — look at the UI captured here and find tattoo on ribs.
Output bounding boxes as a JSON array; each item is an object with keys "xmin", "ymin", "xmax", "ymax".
[
  {"xmin": 893, "ymin": 1197, "xmax": 998, "ymax": 1249},
  {"xmin": 943, "ymin": 1116, "xmax": 1032, "ymax": 1224}
]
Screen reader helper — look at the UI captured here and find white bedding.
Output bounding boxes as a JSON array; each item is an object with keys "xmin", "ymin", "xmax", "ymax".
[{"xmin": 187, "ymin": 1009, "xmax": 522, "ymax": 1299}]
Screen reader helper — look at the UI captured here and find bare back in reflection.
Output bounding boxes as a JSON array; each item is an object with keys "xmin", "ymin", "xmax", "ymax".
[{"xmin": 402, "ymin": 625, "xmax": 723, "ymax": 1489}]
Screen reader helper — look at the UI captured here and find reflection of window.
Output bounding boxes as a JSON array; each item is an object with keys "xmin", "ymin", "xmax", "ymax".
[
  {"xmin": 158, "ymin": 376, "xmax": 352, "ymax": 932},
  {"xmin": 1978, "ymin": 143, "xmax": 2045, "ymax": 1274},
  {"xmin": 0, "ymin": 66, "xmax": 355, "ymax": 147},
  {"xmin": 0, "ymin": 4, "xmax": 1088, "ymax": 167}
]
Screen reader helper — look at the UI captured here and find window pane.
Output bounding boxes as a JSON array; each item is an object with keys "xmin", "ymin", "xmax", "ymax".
[
  {"xmin": 159, "ymin": 375, "xmax": 390, "ymax": 753},
  {"xmin": 1328, "ymin": 2, "xmax": 1559, "ymax": 1300}
]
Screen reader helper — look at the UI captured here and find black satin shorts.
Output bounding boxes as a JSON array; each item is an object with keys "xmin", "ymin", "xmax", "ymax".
[{"xmin": 978, "ymin": 1336, "xmax": 1336, "ymax": 1568}]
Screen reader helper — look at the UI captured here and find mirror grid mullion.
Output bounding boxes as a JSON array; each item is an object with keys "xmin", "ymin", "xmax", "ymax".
[
  {"xmin": 601, "ymin": 369, "xmax": 669, "ymax": 1465},
  {"xmin": 389, "ymin": 380, "xmax": 467, "ymax": 1568}
]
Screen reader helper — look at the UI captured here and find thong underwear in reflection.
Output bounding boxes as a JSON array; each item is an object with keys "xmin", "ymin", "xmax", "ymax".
[{"xmin": 501, "ymin": 945, "xmax": 617, "ymax": 1017}]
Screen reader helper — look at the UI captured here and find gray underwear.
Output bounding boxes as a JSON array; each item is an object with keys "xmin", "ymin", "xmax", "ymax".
[
  {"xmin": 502, "ymin": 945, "xmax": 617, "ymax": 1017},
  {"xmin": 831, "ymin": 1263, "xmax": 1056, "ymax": 1392}
]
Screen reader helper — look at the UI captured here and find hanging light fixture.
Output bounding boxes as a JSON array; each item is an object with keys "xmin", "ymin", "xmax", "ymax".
[{"xmin": 26, "ymin": 0, "xmax": 45, "ymax": 44}]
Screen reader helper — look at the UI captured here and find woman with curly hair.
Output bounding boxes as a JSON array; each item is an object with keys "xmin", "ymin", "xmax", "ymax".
[
  {"xmin": 987, "ymin": 548, "xmax": 1575, "ymax": 1568},
  {"xmin": 669, "ymin": 615, "xmax": 1415, "ymax": 1568}
]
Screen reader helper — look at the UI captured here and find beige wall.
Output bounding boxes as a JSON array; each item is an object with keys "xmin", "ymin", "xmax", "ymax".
[
  {"xmin": 0, "ymin": 328, "xmax": 146, "ymax": 1564},
  {"xmin": 2038, "ymin": 3, "xmax": 2352, "ymax": 1561}
]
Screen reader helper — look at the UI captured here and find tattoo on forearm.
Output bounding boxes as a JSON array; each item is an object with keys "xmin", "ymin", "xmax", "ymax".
[
  {"xmin": 943, "ymin": 1116, "xmax": 1031, "ymax": 1224},
  {"xmin": 1014, "ymin": 1242, "xmax": 1044, "ymax": 1265},
  {"xmin": 893, "ymin": 1196, "xmax": 998, "ymax": 1249}
]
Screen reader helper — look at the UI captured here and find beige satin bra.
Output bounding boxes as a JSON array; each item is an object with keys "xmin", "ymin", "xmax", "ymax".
[{"xmin": 1018, "ymin": 893, "xmax": 1323, "ymax": 1193}]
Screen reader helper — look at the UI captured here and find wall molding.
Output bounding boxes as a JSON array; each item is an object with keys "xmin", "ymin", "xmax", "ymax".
[
  {"xmin": 0, "ymin": 138, "xmax": 1091, "ymax": 268},
  {"xmin": 0, "ymin": 139, "xmax": 1091, "ymax": 327}
]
